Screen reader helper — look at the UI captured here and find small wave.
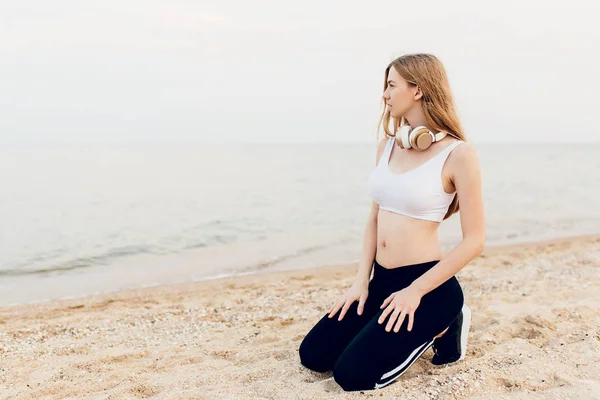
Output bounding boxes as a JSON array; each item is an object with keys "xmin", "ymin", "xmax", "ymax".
[
  {"xmin": 243, "ymin": 238, "xmax": 351, "ymax": 272},
  {"xmin": 0, "ymin": 263, "xmax": 89, "ymax": 277},
  {"xmin": 0, "ymin": 245, "xmax": 156, "ymax": 277},
  {"xmin": 183, "ymin": 242, "xmax": 209, "ymax": 250}
]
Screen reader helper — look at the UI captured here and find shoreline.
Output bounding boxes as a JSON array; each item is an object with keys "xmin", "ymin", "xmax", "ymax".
[
  {"xmin": 0, "ymin": 233, "xmax": 599, "ymax": 398},
  {"xmin": 1, "ymin": 232, "xmax": 599, "ymax": 310}
]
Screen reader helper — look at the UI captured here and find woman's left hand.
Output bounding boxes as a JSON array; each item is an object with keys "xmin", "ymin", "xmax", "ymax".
[{"xmin": 378, "ymin": 285, "xmax": 423, "ymax": 333}]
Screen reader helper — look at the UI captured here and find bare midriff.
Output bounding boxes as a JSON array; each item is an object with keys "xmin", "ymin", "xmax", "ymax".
[{"xmin": 375, "ymin": 209, "xmax": 445, "ymax": 269}]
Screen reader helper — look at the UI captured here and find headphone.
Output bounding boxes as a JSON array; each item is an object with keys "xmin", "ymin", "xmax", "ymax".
[{"xmin": 395, "ymin": 117, "xmax": 449, "ymax": 151}]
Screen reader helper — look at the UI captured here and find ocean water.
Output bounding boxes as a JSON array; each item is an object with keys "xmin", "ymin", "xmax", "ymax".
[{"xmin": 0, "ymin": 142, "xmax": 598, "ymax": 306}]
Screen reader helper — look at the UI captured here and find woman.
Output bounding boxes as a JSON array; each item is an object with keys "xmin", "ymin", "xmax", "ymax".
[{"xmin": 298, "ymin": 53, "xmax": 486, "ymax": 392}]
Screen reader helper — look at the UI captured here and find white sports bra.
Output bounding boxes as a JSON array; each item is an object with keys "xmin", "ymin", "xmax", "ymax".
[{"xmin": 367, "ymin": 136, "xmax": 464, "ymax": 222}]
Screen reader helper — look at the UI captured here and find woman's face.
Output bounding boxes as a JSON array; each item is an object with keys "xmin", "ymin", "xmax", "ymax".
[{"xmin": 381, "ymin": 66, "xmax": 419, "ymax": 120}]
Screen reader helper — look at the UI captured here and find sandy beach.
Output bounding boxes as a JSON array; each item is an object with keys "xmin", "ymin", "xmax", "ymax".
[{"xmin": 1, "ymin": 234, "xmax": 599, "ymax": 399}]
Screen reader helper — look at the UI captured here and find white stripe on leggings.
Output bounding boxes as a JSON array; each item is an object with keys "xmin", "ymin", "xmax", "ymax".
[{"xmin": 375, "ymin": 339, "xmax": 434, "ymax": 388}]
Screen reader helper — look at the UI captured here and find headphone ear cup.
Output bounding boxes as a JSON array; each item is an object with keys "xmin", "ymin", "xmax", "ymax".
[
  {"xmin": 410, "ymin": 126, "xmax": 433, "ymax": 150},
  {"xmin": 400, "ymin": 125, "xmax": 412, "ymax": 149}
]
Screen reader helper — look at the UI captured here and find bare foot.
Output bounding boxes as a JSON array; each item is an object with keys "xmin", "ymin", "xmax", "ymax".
[{"xmin": 434, "ymin": 327, "xmax": 449, "ymax": 339}]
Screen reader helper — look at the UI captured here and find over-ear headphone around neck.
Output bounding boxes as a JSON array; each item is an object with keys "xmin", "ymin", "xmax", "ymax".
[{"xmin": 395, "ymin": 117, "xmax": 449, "ymax": 151}]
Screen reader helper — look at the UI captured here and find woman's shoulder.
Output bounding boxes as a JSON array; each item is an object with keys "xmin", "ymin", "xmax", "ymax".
[
  {"xmin": 375, "ymin": 135, "xmax": 392, "ymax": 161},
  {"xmin": 446, "ymin": 139, "xmax": 479, "ymax": 169},
  {"xmin": 377, "ymin": 135, "xmax": 391, "ymax": 149}
]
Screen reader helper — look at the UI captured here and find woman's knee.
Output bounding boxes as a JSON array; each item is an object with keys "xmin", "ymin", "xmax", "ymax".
[
  {"xmin": 298, "ymin": 334, "xmax": 331, "ymax": 373},
  {"xmin": 332, "ymin": 360, "xmax": 374, "ymax": 392}
]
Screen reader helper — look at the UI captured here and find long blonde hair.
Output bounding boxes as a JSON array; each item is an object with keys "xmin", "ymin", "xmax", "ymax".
[{"xmin": 377, "ymin": 53, "xmax": 466, "ymax": 220}]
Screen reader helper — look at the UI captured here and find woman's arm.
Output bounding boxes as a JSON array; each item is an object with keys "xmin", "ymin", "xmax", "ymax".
[
  {"xmin": 354, "ymin": 138, "xmax": 388, "ymax": 285},
  {"xmin": 410, "ymin": 142, "xmax": 486, "ymax": 296},
  {"xmin": 354, "ymin": 201, "xmax": 379, "ymax": 285}
]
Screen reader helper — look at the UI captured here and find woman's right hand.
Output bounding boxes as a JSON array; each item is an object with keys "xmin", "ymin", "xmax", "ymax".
[{"xmin": 327, "ymin": 280, "xmax": 369, "ymax": 321}]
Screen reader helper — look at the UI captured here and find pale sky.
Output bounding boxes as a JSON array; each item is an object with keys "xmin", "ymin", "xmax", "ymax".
[{"xmin": 1, "ymin": 0, "xmax": 599, "ymax": 144}]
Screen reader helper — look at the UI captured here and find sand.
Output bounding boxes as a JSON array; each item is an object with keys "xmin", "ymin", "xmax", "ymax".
[{"xmin": 1, "ymin": 234, "xmax": 599, "ymax": 400}]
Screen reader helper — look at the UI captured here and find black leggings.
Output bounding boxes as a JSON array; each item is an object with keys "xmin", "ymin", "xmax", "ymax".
[{"xmin": 299, "ymin": 259, "xmax": 464, "ymax": 392}]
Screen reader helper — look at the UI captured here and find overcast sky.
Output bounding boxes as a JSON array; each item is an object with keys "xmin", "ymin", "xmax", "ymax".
[{"xmin": 1, "ymin": 0, "xmax": 599, "ymax": 144}]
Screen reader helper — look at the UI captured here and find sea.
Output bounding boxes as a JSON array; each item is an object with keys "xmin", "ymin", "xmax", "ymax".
[{"xmin": 1, "ymin": 142, "xmax": 598, "ymax": 306}]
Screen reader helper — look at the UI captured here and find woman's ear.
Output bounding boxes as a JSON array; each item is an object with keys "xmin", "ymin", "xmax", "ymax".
[{"xmin": 413, "ymin": 85, "xmax": 423, "ymax": 101}]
